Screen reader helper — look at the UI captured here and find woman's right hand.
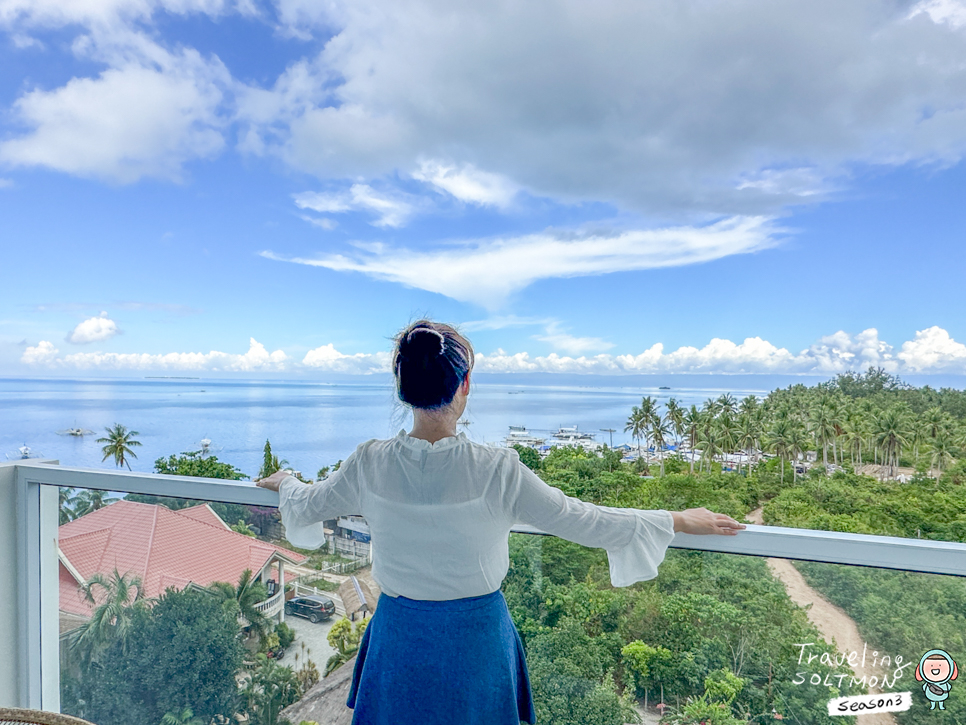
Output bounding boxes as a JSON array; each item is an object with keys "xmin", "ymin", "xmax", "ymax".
[
  {"xmin": 255, "ymin": 470, "xmax": 292, "ymax": 492},
  {"xmin": 671, "ymin": 508, "xmax": 746, "ymax": 536}
]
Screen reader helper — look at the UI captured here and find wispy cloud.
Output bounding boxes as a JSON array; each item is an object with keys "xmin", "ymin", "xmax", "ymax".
[
  {"xmin": 413, "ymin": 160, "xmax": 518, "ymax": 207},
  {"xmin": 0, "ymin": 178, "xmax": 13, "ymax": 188},
  {"xmin": 294, "ymin": 184, "xmax": 414, "ymax": 228},
  {"xmin": 460, "ymin": 315, "xmax": 555, "ymax": 332},
  {"xmin": 263, "ymin": 215, "xmax": 778, "ymax": 309},
  {"xmin": 32, "ymin": 301, "xmax": 200, "ymax": 316},
  {"xmin": 533, "ymin": 322, "xmax": 614, "ymax": 355}
]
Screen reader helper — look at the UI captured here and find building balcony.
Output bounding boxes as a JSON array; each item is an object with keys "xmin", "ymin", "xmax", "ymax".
[{"xmin": 1, "ymin": 459, "xmax": 964, "ymax": 723}]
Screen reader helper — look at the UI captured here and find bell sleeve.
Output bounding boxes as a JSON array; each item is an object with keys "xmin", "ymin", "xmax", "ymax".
[
  {"xmin": 504, "ymin": 452, "xmax": 676, "ymax": 587},
  {"xmin": 277, "ymin": 447, "xmax": 364, "ymax": 550}
]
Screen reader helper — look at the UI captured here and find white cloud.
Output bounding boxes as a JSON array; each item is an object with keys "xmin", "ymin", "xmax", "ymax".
[
  {"xmin": 0, "ymin": 178, "xmax": 12, "ymax": 188},
  {"xmin": 6, "ymin": 1, "xmax": 966, "ymax": 219},
  {"xmin": 898, "ymin": 326, "xmax": 966, "ymax": 371},
  {"xmin": 293, "ymin": 184, "xmax": 413, "ymax": 227},
  {"xmin": 0, "ymin": 0, "xmax": 232, "ymax": 29},
  {"xmin": 67, "ymin": 313, "xmax": 119, "ymax": 344},
  {"xmin": 0, "ymin": 33, "xmax": 230, "ymax": 183},
  {"xmin": 18, "ymin": 327, "xmax": 966, "ymax": 375},
  {"xmin": 263, "ymin": 215, "xmax": 777, "ymax": 308},
  {"xmin": 22, "ymin": 337, "xmax": 288, "ymax": 371},
  {"xmin": 472, "ymin": 327, "xmax": 963, "ymax": 375},
  {"xmin": 21, "ymin": 340, "xmax": 59, "ymax": 365},
  {"xmin": 234, "ymin": 0, "xmax": 966, "ymax": 217},
  {"xmin": 909, "ymin": 0, "xmax": 966, "ymax": 28},
  {"xmin": 302, "ymin": 344, "xmax": 390, "ymax": 373},
  {"xmin": 413, "ymin": 160, "xmax": 517, "ymax": 207}
]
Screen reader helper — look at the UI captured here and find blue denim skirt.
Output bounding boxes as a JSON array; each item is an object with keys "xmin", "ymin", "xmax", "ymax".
[{"xmin": 346, "ymin": 590, "xmax": 536, "ymax": 725}]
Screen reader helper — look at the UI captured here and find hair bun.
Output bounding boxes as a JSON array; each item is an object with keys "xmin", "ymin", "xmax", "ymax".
[{"xmin": 402, "ymin": 327, "xmax": 445, "ymax": 358}]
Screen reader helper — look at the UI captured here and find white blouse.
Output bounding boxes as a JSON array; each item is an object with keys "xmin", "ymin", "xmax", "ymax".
[{"xmin": 278, "ymin": 430, "xmax": 676, "ymax": 601}]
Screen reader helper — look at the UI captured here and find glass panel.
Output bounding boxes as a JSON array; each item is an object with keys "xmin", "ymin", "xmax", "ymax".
[
  {"xmin": 52, "ymin": 482, "xmax": 964, "ymax": 725},
  {"xmin": 503, "ymin": 536, "xmax": 965, "ymax": 725},
  {"xmin": 55, "ymin": 486, "xmax": 371, "ymax": 725}
]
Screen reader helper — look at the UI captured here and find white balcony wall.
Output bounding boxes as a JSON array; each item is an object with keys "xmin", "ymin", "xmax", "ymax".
[{"xmin": 0, "ymin": 462, "xmax": 19, "ymax": 706}]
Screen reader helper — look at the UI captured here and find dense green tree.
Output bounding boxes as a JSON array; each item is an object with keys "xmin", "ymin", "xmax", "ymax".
[
  {"xmin": 125, "ymin": 451, "xmax": 251, "ymax": 525},
  {"xmin": 154, "ymin": 451, "xmax": 248, "ymax": 480},
  {"xmin": 513, "ymin": 443, "xmax": 543, "ymax": 471},
  {"xmin": 63, "ymin": 587, "xmax": 244, "ymax": 725}
]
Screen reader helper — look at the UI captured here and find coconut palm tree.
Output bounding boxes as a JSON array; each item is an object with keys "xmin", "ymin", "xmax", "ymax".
[
  {"xmin": 72, "ymin": 488, "xmax": 119, "ymax": 517},
  {"xmin": 930, "ymin": 430, "xmax": 956, "ymax": 474},
  {"xmin": 70, "ymin": 568, "xmax": 148, "ymax": 667},
  {"xmin": 624, "ymin": 405, "xmax": 647, "ymax": 457},
  {"xmin": 210, "ymin": 568, "xmax": 270, "ymax": 639},
  {"xmin": 59, "ymin": 487, "xmax": 77, "ymax": 524},
  {"xmin": 736, "ymin": 414, "xmax": 758, "ymax": 476},
  {"xmin": 700, "ymin": 419, "xmax": 722, "ymax": 474},
  {"xmin": 739, "ymin": 394, "xmax": 760, "ymax": 417},
  {"xmin": 717, "ymin": 393, "xmax": 738, "ymax": 416},
  {"xmin": 873, "ymin": 406, "xmax": 911, "ymax": 479},
  {"xmin": 651, "ymin": 415, "xmax": 673, "ymax": 476},
  {"xmin": 787, "ymin": 423, "xmax": 809, "ymax": 482},
  {"xmin": 923, "ymin": 407, "xmax": 947, "ymax": 441},
  {"xmin": 96, "ymin": 423, "xmax": 142, "ymax": 470},
  {"xmin": 665, "ymin": 398, "xmax": 686, "ymax": 448},
  {"xmin": 808, "ymin": 400, "xmax": 837, "ymax": 468},
  {"xmin": 716, "ymin": 412, "xmax": 739, "ymax": 463},
  {"xmin": 909, "ymin": 416, "xmax": 928, "ymax": 468},
  {"xmin": 682, "ymin": 405, "xmax": 702, "ymax": 474},
  {"xmin": 765, "ymin": 419, "xmax": 794, "ymax": 485}
]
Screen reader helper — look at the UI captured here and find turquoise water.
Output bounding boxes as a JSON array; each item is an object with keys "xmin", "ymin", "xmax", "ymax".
[{"xmin": 0, "ymin": 376, "xmax": 773, "ymax": 478}]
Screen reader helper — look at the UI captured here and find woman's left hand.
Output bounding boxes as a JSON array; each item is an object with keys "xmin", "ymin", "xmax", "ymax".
[{"xmin": 255, "ymin": 470, "xmax": 292, "ymax": 492}]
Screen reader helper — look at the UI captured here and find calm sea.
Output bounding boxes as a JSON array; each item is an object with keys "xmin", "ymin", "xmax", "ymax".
[{"xmin": 0, "ymin": 376, "xmax": 778, "ymax": 478}]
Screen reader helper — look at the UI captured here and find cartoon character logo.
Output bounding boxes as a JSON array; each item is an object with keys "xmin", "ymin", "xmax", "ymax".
[{"xmin": 916, "ymin": 649, "xmax": 958, "ymax": 711}]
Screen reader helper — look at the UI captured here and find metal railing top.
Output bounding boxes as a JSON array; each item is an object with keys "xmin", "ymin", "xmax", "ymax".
[{"xmin": 14, "ymin": 461, "xmax": 966, "ymax": 578}]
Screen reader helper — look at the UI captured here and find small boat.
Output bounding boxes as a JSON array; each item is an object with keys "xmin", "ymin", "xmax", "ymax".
[
  {"xmin": 552, "ymin": 426, "xmax": 595, "ymax": 442},
  {"xmin": 57, "ymin": 427, "xmax": 94, "ymax": 437},
  {"xmin": 505, "ymin": 426, "xmax": 546, "ymax": 448},
  {"xmin": 5, "ymin": 444, "xmax": 44, "ymax": 460},
  {"xmin": 659, "ymin": 386, "xmax": 671, "ymax": 390}
]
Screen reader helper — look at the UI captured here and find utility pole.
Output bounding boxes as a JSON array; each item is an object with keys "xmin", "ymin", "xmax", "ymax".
[{"xmin": 600, "ymin": 428, "xmax": 616, "ymax": 447}]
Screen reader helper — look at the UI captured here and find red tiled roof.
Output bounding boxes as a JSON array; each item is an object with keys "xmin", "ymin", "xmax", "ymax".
[{"xmin": 59, "ymin": 500, "xmax": 307, "ymax": 618}]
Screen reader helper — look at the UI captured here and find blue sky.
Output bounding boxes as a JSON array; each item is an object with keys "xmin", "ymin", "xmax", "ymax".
[{"xmin": 4, "ymin": 0, "xmax": 966, "ymax": 377}]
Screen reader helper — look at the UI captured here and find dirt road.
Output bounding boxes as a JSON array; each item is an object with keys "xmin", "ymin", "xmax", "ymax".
[{"xmin": 746, "ymin": 508, "xmax": 897, "ymax": 725}]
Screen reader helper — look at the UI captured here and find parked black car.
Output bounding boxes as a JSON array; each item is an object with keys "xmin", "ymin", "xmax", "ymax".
[{"xmin": 285, "ymin": 595, "xmax": 336, "ymax": 623}]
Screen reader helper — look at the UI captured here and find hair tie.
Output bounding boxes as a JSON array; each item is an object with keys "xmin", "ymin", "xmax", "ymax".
[{"xmin": 407, "ymin": 327, "xmax": 446, "ymax": 355}]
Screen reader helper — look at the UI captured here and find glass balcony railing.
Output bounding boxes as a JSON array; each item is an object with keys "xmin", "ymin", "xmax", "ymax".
[{"xmin": 1, "ymin": 460, "xmax": 964, "ymax": 725}]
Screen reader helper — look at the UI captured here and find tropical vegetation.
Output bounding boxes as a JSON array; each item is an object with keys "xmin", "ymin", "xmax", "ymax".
[{"xmin": 58, "ymin": 368, "xmax": 966, "ymax": 725}]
